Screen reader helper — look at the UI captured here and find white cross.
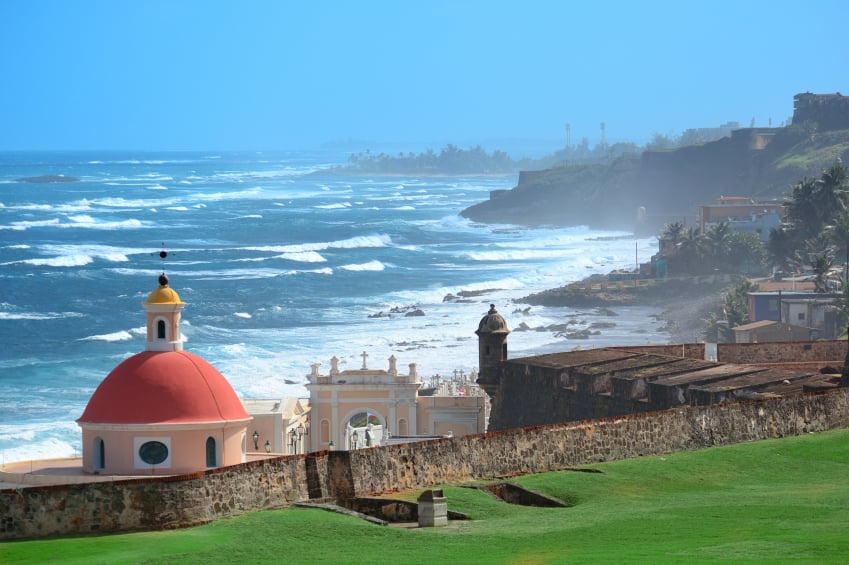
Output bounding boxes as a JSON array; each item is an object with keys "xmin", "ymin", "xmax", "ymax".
[{"xmin": 361, "ymin": 351, "xmax": 368, "ymax": 370}]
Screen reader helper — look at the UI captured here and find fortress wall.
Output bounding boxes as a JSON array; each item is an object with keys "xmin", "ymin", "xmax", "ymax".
[
  {"xmin": 717, "ymin": 340, "xmax": 847, "ymax": 365},
  {"xmin": 0, "ymin": 454, "xmax": 315, "ymax": 539},
  {"xmin": 3, "ymin": 389, "xmax": 849, "ymax": 539},
  {"xmin": 613, "ymin": 343, "xmax": 705, "ymax": 359}
]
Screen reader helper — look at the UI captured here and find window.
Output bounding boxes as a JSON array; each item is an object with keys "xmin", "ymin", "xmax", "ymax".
[
  {"xmin": 798, "ymin": 313, "xmax": 805, "ymax": 321},
  {"xmin": 398, "ymin": 418, "xmax": 408, "ymax": 436},
  {"xmin": 94, "ymin": 437, "xmax": 105, "ymax": 470},
  {"xmin": 206, "ymin": 437, "xmax": 217, "ymax": 467},
  {"xmin": 157, "ymin": 320, "xmax": 166, "ymax": 339},
  {"xmin": 320, "ymin": 420, "xmax": 330, "ymax": 444},
  {"xmin": 139, "ymin": 441, "xmax": 168, "ymax": 465},
  {"xmin": 768, "ymin": 299, "xmax": 777, "ymax": 312}
]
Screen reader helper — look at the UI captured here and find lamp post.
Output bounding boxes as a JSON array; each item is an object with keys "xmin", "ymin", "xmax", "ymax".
[
  {"xmin": 296, "ymin": 423, "xmax": 305, "ymax": 454},
  {"xmin": 264, "ymin": 440, "xmax": 271, "ymax": 453},
  {"xmin": 352, "ymin": 429, "xmax": 359, "ymax": 450},
  {"xmin": 252, "ymin": 430, "xmax": 259, "ymax": 451},
  {"xmin": 289, "ymin": 428, "xmax": 297, "ymax": 454}
]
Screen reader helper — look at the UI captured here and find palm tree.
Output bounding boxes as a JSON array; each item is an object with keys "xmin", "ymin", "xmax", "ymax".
[
  {"xmin": 767, "ymin": 226, "xmax": 801, "ymax": 274},
  {"xmin": 660, "ymin": 221, "xmax": 686, "ymax": 254},
  {"xmin": 678, "ymin": 227, "xmax": 706, "ymax": 273},
  {"xmin": 705, "ymin": 221, "xmax": 733, "ymax": 270},
  {"xmin": 811, "ymin": 252, "xmax": 835, "ymax": 293}
]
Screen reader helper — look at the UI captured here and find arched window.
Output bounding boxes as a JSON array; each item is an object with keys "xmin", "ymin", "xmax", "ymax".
[
  {"xmin": 157, "ymin": 320, "xmax": 166, "ymax": 339},
  {"xmin": 320, "ymin": 419, "xmax": 330, "ymax": 444},
  {"xmin": 206, "ymin": 437, "xmax": 217, "ymax": 467},
  {"xmin": 94, "ymin": 437, "xmax": 105, "ymax": 470}
]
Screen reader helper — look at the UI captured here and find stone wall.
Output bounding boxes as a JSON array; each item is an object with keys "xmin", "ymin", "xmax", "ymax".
[
  {"xmin": 3, "ymin": 390, "xmax": 849, "ymax": 539},
  {"xmin": 0, "ymin": 454, "xmax": 318, "ymax": 539},
  {"xmin": 614, "ymin": 343, "xmax": 705, "ymax": 359},
  {"xmin": 717, "ymin": 340, "xmax": 847, "ymax": 365}
]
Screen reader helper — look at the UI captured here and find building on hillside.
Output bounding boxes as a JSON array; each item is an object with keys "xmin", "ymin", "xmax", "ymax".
[
  {"xmin": 241, "ymin": 397, "xmax": 310, "ymax": 455},
  {"xmin": 746, "ymin": 289, "xmax": 839, "ymax": 338},
  {"xmin": 747, "ymin": 290, "xmax": 818, "ymax": 323},
  {"xmin": 793, "ymin": 92, "xmax": 849, "ymax": 131},
  {"xmin": 76, "ymin": 274, "xmax": 252, "ymax": 476},
  {"xmin": 732, "ymin": 320, "xmax": 816, "ymax": 343},
  {"xmin": 781, "ymin": 298, "xmax": 840, "ymax": 338},
  {"xmin": 304, "ymin": 352, "xmax": 487, "ymax": 451},
  {"xmin": 698, "ymin": 196, "xmax": 783, "ymax": 242}
]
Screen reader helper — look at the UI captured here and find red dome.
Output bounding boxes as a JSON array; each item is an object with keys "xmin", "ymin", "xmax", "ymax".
[{"xmin": 78, "ymin": 351, "xmax": 250, "ymax": 425}]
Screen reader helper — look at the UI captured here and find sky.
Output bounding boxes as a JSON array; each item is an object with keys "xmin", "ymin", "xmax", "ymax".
[{"xmin": 1, "ymin": 0, "xmax": 847, "ymax": 154}]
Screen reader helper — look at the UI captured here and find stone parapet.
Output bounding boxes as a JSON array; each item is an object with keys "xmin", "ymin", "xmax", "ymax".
[{"xmin": 3, "ymin": 390, "xmax": 849, "ymax": 539}]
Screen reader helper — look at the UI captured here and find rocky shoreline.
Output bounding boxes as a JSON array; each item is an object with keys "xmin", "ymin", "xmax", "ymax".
[{"xmin": 520, "ymin": 278, "xmax": 735, "ymax": 344}]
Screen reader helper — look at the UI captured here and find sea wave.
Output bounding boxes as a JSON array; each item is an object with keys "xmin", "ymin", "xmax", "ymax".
[
  {"xmin": 234, "ymin": 251, "xmax": 327, "ymax": 263},
  {"xmin": 2, "ymin": 216, "xmax": 148, "ymax": 232},
  {"xmin": 0, "ymin": 311, "xmax": 84, "ymax": 321},
  {"xmin": 313, "ymin": 202, "xmax": 352, "ymax": 210},
  {"xmin": 339, "ymin": 260, "xmax": 386, "ymax": 272},
  {"xmin": 242, "ymin": 234, "xmax": 392, "ymax": 254},
  {"xmin": 79, "ymin": 330, "xmax": 134, "ymax": 342}
]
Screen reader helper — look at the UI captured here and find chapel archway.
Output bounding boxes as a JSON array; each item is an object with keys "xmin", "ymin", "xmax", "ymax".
[{"xmin": 343, "ymin": 409, "xmax": 385, "ymax": 449}]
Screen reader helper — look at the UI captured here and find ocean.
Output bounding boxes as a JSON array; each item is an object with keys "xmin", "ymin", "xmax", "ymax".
[{"xmin": 0, "ymin": 149, "xmax": 662, "ymax": 464}]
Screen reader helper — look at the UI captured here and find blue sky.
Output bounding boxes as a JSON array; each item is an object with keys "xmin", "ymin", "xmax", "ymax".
[{"xmin": 1, "ymin": 0, "xmax": 846, "ymax": 154}]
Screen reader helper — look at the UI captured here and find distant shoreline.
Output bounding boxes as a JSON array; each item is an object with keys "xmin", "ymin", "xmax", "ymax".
[
  {"xmin": 313, "ymin": 168, "xmax": 516, "ymax": 179},
  {"xmin": 520, "ymin": 277, "xmax": 734, "ymax": 344}
]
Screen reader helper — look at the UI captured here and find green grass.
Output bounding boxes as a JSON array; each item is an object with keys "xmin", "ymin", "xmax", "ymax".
[{"xmin": 4, "ymin": 429, "xmax": 849, "ymax": 564}]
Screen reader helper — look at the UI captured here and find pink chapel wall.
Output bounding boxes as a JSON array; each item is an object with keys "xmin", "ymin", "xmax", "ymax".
[
  {"xmin": 79, "ymin": 426, "xmax": 247, "ymax": 475},
  {"xmin": 3, "ymin": 388, "xmax": 849, "ymax": 539}
]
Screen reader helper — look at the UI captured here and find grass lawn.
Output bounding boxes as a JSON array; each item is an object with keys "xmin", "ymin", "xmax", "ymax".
[{"xmin": 3, "ymin": 428, "xmax": 849, "ymax": 564}]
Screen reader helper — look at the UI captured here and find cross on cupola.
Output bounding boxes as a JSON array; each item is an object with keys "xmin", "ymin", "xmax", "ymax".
[
  {"xmin": 152, "ymin": 242, "xmax": 173, "ymax": 275},
  {"xmin": 143, "ymin": 244, "xmax": 185, "ymax": 352}
]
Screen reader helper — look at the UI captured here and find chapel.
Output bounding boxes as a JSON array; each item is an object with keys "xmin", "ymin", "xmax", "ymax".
[{"xmin": 76, "ymin": 274, "xmax": 252, "ymax": 475}]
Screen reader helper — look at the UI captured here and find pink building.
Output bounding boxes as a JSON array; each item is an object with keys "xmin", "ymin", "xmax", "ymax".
[{"xmin": 76, "ymin": 274, "xmax": 251, "ymax": 475}]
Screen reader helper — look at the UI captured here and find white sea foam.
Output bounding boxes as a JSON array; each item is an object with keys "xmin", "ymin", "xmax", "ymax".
[
  {"xmin": 148, "ymin": 184, "xmax": 168, "ymax": 190},
  {"xmin": 242, "ymin": 234, "xmax": 392, "ymax": 254},
  {"xmin": 313, "ymin": 202, "xmax": 352, "ymax": 210},
  {"xmin": 3, "ymin": 244, "xmax": 137, "ymax": 268},
  {"xmin": 188, "ymin": 267, "xmax": 335, "ymax": 280},
  {"xmin": 339, "ymin": 260, "xmax": 386, "ymax": 272},
  {"xmin": 79, "ymin": 330, "xmax": 134, "ymax": 342},
  {"xmin": 0, "ymin": 311, "xmax": 83, "ymax": 320},
  {"xmin": 235, "ymin": 251, "xmax": 327, "ymax": 263},
  {"xmin": 234, "ymin": 312, "xmax": 252, "ymax": 319},
  {"xmin": 21, "ymin": 254, "xmax": 94, "ymax": 267},
  {"xmin": 0, "ymin": 436, "xmax": 79, "ymax": 465}
]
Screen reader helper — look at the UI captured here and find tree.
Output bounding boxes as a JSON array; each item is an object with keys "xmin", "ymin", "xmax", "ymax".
[
  {"xmin": 811, "ymin": 252, "xmax": 835, "ymax": 293},
  {"xmin": 705, "ymin": 221, "xmax": 733, "ymax": 270},
  {"xmin": 727, "ymin": 231, "xmax": 766, "ymax": 274},
  {"xmin": 677, "ymin": 227, "xmax": 706, "ymax": 273},
  {"xmin": 660, "ymin": 221, "xmax": 686, "ymax": 254}
]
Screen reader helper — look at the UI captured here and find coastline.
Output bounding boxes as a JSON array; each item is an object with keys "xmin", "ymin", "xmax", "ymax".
[{"xmin": 521, "ymin": 277, "xmax": 734, "ymax": 344}]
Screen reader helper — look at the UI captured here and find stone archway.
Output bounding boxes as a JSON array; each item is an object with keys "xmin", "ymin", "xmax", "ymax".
[{"xmin": 341, "ymin": 408, "xmax": 386, "ymax": 449}]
